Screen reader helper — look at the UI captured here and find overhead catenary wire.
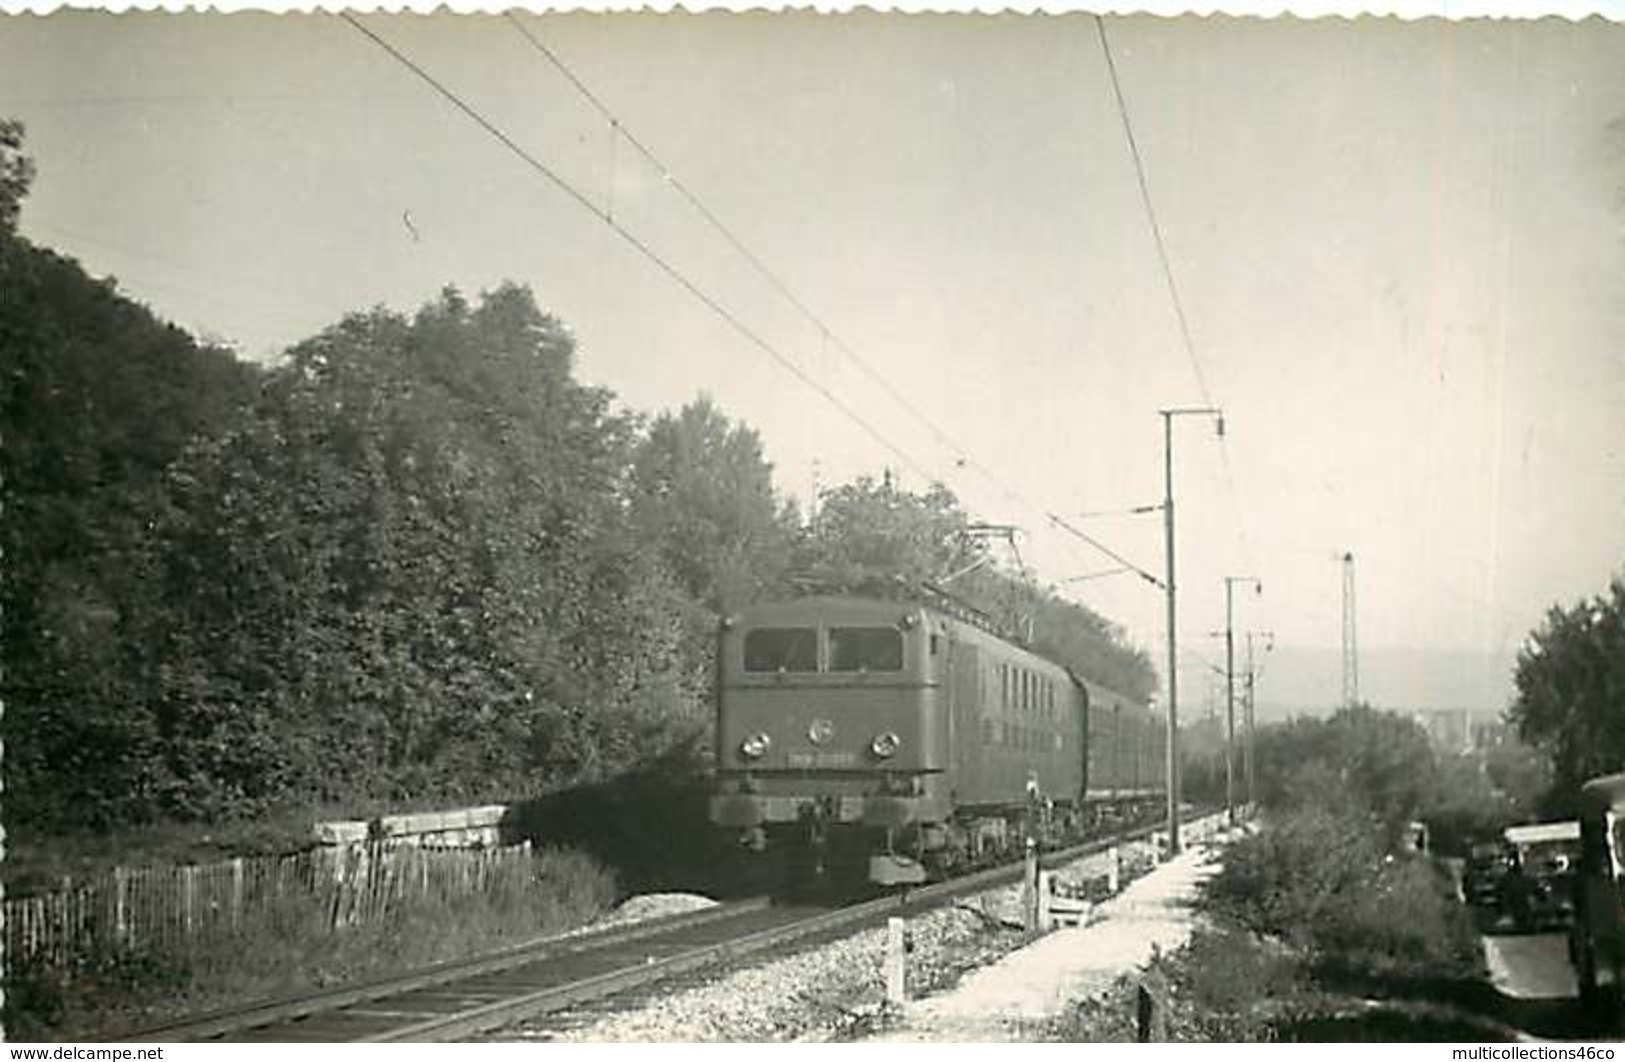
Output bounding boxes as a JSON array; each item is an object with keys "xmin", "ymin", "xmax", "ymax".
[
  {"xmin": 338, "ymin": 12, "xmax": 935, "ymax": 486},
  {"xmin": 503, "ymin": 13, "xmax": 983, "ymax": 478},
  {"xmin": 504, "ymin": 14, "xmax": 1171, "ymax": 593},
  {"xmin": 350, "ymin": 12, "xmax": 1170, "ymax": 609},
  {"xmin": 1045, "ymin": 511, "xmax": 1163, "ymax": 589},
  {"xmin": 1092, "ymin": 15, "xmax": 1212, "ymax": 408},
  {"xmin": 1093, "ymin": 14, "xmax": 1261, "ymax": 592}
]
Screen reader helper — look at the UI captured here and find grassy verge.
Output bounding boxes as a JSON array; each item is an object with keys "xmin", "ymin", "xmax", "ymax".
[{"xmin": 4, "ymin": 846, "xmax": 618, "ymax": 1042}]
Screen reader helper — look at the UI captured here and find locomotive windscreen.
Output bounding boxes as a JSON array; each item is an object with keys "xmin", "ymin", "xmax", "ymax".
[
  {"xmin": 743, "ymin": 627, "xmax": 818, "ymax": 672},
  {"xmin": 828, "ymin": 627, "xmax": 904, "ymax": 671}
]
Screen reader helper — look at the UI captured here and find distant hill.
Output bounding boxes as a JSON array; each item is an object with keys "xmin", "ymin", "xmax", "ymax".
[{"xmin": 1216, "ymin": 644, "xmax": 1519, "ymax": 724}]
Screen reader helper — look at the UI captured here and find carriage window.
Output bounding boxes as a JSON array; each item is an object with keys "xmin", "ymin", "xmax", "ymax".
[
  {"xmin": 829, "ymin": 627, "xmax": 904, "ymax": 672},
  {"xmin": 743, "ymin": 627, "xmax": 818, "ymax": 672}
]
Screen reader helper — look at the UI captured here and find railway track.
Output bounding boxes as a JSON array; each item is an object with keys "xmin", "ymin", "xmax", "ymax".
[{"xmin": 129, "ymin": 818, "xmax": 1180, "ymax": 1042}]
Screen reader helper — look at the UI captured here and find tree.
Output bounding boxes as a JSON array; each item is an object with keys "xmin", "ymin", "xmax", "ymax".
[
  {"xmin": 1, "ymin": 117, "xmax": 34, "ymax": 235},
  {"xmin": 1508, "ymin": 574, "xmax": 1625, "ymax": 806},
  {"xmin": 1482, "ymin": 738, "xmax": 1555, "ymax": 818},
  {"xmin": 152, "ymin": 284, "xmax": 704, "ymax": 818},
  {"xmin": 630, "ymin": 394, "xmax": 797, "ymax": 612},
  {"xmin": 796, "ymin": 475, "xmax": 982, "ymax": 591},
  {"xmin": 1252, "ymin": 706, "xmax": 1437, "ymax": 843},
  {"xmin": 1, "ymin": 126, "xmax": 260, "ymax": 827}
]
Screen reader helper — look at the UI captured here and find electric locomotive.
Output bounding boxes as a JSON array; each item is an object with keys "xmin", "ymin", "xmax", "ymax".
[{"xmin": 708, "ymin": 594, "xmax": 1164, "ymax": 885}]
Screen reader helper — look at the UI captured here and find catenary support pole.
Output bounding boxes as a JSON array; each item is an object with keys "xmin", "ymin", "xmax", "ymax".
[
  {"xmin": 1225, "ymin": 579, "xmax": 1236, "ymax": 826},
  {"xmin": 1162, "ymin": 411, "xmax": 1181, "ymax": 855}
]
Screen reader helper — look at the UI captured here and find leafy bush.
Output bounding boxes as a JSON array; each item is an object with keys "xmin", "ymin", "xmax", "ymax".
[
  {"xmin": 1209, "ymin": 807, "xmax": 1477, "ymax": 979},
  {"xmin": 1206, "ymin": 796, "xmax": 1382, "ymax": 946}
]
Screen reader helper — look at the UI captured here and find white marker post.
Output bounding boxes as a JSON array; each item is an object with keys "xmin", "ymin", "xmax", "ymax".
[
  {"xmin": 1022, "ymin": 837, "xmax": 1040, "ymax": 932},
  {"xmin": 885, "ymin": 917, "xmax": 907, "ymax": 1006}
]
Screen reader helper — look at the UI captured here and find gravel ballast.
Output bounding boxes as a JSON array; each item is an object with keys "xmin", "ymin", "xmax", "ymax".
[{"xmin": 490, "ymin": 828, "xmax": 1188, "ymax": 1042}]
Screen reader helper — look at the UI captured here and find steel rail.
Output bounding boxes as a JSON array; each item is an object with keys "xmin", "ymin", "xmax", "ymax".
[{"xmin": 123, "ymin": 895, "xmax": 771, "ymax": 1042}]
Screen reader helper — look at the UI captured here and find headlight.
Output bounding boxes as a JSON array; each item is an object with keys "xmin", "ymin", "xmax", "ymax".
[
  {"xmin": 871, "ymin": 731, "xmax": 901, "ymax": 759},
  {"xmin": 739, "ymin": 732, "xmax": 771, "ymax": 759}
]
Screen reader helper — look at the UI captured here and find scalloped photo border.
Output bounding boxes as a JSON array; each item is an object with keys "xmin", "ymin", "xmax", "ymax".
[{"xmin": 0, "ymin": 1, "xmax": 1619, "ymax": 19}]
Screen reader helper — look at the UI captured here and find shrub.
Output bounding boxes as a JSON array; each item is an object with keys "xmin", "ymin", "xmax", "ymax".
[
  {"xmin": 1204, "ymin": 800, "xmax": 1382, "ymax": 948},
  {"xmin": 1205, "ymin": 803, "xmax": 1479, "ymax": 983}
]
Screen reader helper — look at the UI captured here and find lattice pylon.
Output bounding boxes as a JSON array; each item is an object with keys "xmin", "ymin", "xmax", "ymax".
[{"xmin": 1341, "ymin": 551, "xmax": 1359, "ymax": 709}]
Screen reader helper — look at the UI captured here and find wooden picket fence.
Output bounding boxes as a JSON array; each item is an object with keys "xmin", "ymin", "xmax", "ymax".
[{"xmin": 3, "ymin": 841, "xmax": 536, "ymax": 971}]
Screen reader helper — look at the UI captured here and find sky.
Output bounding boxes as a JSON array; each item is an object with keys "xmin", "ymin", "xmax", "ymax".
[{"xmin": 3, "ymin": 10, "xmax": 1623, "ymax": 715}]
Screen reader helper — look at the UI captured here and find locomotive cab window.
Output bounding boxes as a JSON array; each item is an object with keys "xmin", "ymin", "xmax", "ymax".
[
  {"xmin": 743, "ymin": 627, "xmax": 818, "ymax": 672},
  {"xmin": 829, "ymin": 627, "xmax": 904, "ymax": 672}
]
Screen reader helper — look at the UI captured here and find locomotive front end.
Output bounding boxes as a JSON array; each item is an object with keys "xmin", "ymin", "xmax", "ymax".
[{"xmin": 709, "ymin": 596, "xmax": 948, "ymax": 885}]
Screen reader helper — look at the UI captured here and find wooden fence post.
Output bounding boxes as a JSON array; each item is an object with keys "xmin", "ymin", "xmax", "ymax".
[
  {"xmin": 183, "ymin": 865, "xmax": 197, "ymax": 936},
  {"xmin": 1108, "ymin": 845, "xmax": 1121, "ymax": 895},
  {"xmin": 231, "ymin": 858, "xmax": 244, "ymax": 931},
  {"xmin": 115, "ymin": 865, "xmax": 129, "ymax": 946}
]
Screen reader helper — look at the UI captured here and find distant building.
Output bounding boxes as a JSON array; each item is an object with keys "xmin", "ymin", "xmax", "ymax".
[
  {"xmin": 1407, "ymin": 707, "xmax": 1501, "ymax": 754},
  {"xmin": 1421, "ymin": 708, "xmax": 1471, "ymax": 753},
  {"xmin": 1471, "ymin": 715, "xmax": 1513, "ymax": 749}
]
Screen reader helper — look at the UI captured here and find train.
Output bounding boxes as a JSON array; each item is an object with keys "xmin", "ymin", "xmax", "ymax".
[{"xmin": 708, "ymin": 594, "xmax": 1166, "ymax": 885}]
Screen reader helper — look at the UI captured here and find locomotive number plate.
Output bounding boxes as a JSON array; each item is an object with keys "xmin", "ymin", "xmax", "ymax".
[{"xmin": 788, "ymin": 751, "xmax": 857, "ymax": 768}]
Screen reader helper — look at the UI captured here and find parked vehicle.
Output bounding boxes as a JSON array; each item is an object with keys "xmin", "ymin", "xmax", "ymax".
[
  {"xmin": 1463, "ymin": 841, "xmax": 1511, "ymax": 906},
  {"xmin": 1571, "ymin": 772, "xmax": 1625, "ymax": 1014},
  {"xmin": 1502, "ymin": 821, "xmax": 1581, "ymax": 931}
]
